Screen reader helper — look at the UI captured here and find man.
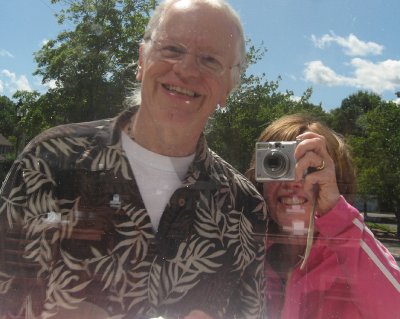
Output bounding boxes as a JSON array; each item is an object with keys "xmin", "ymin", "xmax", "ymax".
[{"xmin": 0, "ymin": 0, "xmax": 266, "ymax": 318}]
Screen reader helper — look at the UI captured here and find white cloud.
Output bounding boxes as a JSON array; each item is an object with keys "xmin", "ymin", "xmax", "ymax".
[
  {"xmin": 394, "ymin": 98, "xmax": 400, "ymax": 105},
  {"xmin": 311, "ymin": 32, "xmax": 384, "ymax": 57},
  {"xmin": 289, "ymin": 95, "xmax": 301, "ymax": 102},
  {"xmin": 304, "ymin": 58, "xmax": 400, "ymax": 93},
  {"xmin": 0, "ymin": 80, "xmax": 4, "ymax": 94},
  {"xmin": 33, "ymin": 75, "xmax": 58, "ymax": 91},
  {"xmin": 1, "ymin": 69, "xmax": 32, "ymax": 94},
  {"xmin": 0, "ymin": 49, "xmax": 14, "ymax": 58},
  {"xmin": 304, "ymin": 61, "xmax": 350, "ymax": 86},
  {"xmin": 41, "ymin": 38, "xmax": 49, "ymax": 47},
  {"xmin": 350, "ymin": 58, "xmax": 400, "ymax": 92}
]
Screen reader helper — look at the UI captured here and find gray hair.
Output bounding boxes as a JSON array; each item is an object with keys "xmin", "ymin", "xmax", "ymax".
[{"xmin": 127, "ymin": 0, "xmax": 246, "ymax": 106}]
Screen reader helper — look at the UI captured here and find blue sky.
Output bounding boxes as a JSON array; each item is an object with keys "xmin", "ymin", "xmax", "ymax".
[{"xmin": 1, "ymin": 0, "xmax": 400, "ymax": 110}]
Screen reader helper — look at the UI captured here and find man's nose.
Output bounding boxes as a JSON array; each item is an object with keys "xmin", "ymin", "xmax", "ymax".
[{"xmin": 173, "ymin": 53, "xmax": 201, "ymax": 78}]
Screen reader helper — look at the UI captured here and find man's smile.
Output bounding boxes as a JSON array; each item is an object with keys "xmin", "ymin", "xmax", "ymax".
[{"xmin": 162, "ymin": 84, "xmax": 201, "ymax": 98}]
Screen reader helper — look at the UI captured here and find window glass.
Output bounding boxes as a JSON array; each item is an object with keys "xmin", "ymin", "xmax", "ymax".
[{"xmin": 0, "ymin": 1, "xmax": 399, "ymax": 318}]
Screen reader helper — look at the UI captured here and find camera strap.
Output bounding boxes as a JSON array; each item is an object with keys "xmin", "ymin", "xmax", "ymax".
[{"xmin": 300, "ymin": 184, "xmax": 319, "ymax": 270}]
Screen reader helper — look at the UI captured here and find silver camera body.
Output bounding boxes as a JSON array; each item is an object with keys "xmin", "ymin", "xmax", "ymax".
[{"xmin": 255, "ymin": 141, "xmax": 298, "ymax": 182}]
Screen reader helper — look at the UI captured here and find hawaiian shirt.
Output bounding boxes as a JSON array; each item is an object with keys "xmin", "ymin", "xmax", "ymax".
[{"xmin": 0, "ymin": 107, "xmax": 267, "ymax": 319}]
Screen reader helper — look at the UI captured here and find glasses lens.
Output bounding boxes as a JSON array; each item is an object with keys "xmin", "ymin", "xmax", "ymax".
[
  {"xmin": 198, "ymin": 54, "xmax": 224, "ymax": 75},
  {"xmin": 153, "ymin": 39, "xmax": 226, "ymax": 76},
  {"xmin": 159, "ymin": 43, "xmax": 185, "ymax": 59}
]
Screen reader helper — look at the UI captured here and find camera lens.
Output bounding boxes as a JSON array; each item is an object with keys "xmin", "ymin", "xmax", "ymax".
[{"xmin": 263, "ymin": 150, "xmax": 288, "ymax": 179}]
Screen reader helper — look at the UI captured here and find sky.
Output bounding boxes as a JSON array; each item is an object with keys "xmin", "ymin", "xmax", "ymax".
[{"xmin": 1, "ymin": 0, "xmax": 400, "ymax": 110}]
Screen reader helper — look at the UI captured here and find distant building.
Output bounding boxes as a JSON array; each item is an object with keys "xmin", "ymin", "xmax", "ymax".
[{"xmin": 0, "ymin": 134, "xmax": 13, "ymax": 161}]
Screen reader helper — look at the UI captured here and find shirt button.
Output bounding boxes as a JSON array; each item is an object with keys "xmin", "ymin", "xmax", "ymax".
[{"xmin": 178, "ymin": 197, "xmax": 186, "ymax": 207}]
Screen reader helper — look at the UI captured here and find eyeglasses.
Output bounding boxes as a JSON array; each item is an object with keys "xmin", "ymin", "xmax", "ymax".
[{"xmin": 148, "ymin": 38, "xmax": 240, "ymax": 76}]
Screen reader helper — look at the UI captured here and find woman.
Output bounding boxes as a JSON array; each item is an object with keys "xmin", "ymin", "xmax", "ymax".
[{"xmin": 246, "ymin": 113, "xmax": 400, "ymax": 319}]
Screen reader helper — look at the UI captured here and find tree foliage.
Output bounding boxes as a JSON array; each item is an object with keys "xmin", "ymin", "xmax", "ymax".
[
  {"xmin": 0, "ymin": 95, "xmax": 17, "ymax": 138},
  {"xmin": 12, "ymin": 91, "xmax": 55, "ymax": 148},
  {"xmin": 0, "ymin": 95, "xmax": 17, "ymax": 183},
  {"xmin": 206, "ymin": 74, "xmax": 326, "ymax": 172},
  {"xmin": 206, "ymin": 43, "xmax": 327, "ymax": 172},
  {"xmin": 34, "ymin": 0, "xmax": 153, "ymax": 122},
  {"xmin": 329, "ymin": 90, "xmax": 382, "ymax": 136},
  {"xmin": 350, "ymin": 101, "xmax": 400, "ymax": 214}
]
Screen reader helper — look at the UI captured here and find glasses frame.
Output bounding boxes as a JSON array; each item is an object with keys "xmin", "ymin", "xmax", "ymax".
[{"xmin": 145, "ymin": 37, "xmax": 240, "ymax": 77}]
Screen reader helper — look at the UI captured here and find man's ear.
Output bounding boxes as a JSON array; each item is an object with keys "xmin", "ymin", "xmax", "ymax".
[
  {"xmin": 218, "ymin": 89, "xmax": 230, "ymax": 108},
  {"xmin": 219, "ymin": 73, "xmax": 236, "ymax": 106},
  {"xmin": 136, "ymin": 44, "xmax": 144, "ymax": 81}
]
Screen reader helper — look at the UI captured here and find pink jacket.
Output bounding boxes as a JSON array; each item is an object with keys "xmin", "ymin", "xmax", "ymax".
[{"xmin": 265, "ymin": 196, "xmax": 400, "ymax": 319}]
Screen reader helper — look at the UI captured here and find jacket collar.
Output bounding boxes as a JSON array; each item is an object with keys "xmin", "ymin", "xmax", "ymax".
[{"xmin": 86, "ymin": 106, "xmax": 226, "ymax": 190}]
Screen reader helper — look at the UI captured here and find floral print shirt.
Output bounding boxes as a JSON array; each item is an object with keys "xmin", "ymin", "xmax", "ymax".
[{"xmin": 0, "ymin": 107, "xmax": 267, "ymax": 319}]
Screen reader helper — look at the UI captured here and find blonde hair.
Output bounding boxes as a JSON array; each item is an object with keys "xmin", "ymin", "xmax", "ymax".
[{"xmin": 246, "ymin": 113, "xmax": 357, "ymax": 202}]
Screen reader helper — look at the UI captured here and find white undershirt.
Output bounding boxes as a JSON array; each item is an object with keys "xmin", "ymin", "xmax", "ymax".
[{"xmin": 121, "ymin": 132, "xmax": 195, "ymax": 231}]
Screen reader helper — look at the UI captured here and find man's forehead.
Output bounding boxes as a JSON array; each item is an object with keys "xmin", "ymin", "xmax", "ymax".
[
  {"xmin": 153, "ymin": 0, "xmax": 239, "ymax": 55},
  {"xmin": 173, "ymin": 0, "xmax": 195, "ymax": 10},
  {"xmin": 165, "ymin": 0, "xmax": 224, "ymax": 20},
  {"xmin": 170, "ymin": 0, "xmax": 220, "ymax": 9},
  {"xmin": 159, "ymin": 1, "xmax": 234, "ymax": 36}
]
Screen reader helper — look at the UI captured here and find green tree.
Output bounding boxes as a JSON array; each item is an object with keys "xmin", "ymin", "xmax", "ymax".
[
  {"xmin": 330, "ymin": 90, "xmax": 381, "ymax": 136},
  {"xmin": 206, "ymin": 73, "xmax": 326, "ymax": 173},
  {"xmin": 0, "ymin": 96, "xmax": 18, "ymax": 183},
  {"xmin": 350, "ymin": 101, "xmax": 400, "ymax": 235},
  {"xmin": 206, "ymin": 43, "xmax": 327, "ymax": 173},
  {"xmin": 34, "ymin": 0, "xmax": 153, "ymax": 123},
  {"xmin": 12, "ymin": 91, "xmax": 46, "ymax": 153},
  {"xmin": 0, "ymin": 95, "xmax": 17, "ymax": 138}
]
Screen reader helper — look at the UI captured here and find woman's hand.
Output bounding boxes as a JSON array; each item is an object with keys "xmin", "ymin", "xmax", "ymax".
[{"xmin": 294, "ymin": 132, "xmax": 340, "ymax": 215}]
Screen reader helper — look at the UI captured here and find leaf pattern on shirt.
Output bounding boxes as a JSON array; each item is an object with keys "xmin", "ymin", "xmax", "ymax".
[
  {"xmin": 90, "ymin": 143, "xmax": 132, "ymax": 180},
  {"xmin": 1, "ymin": 183, "xmax": 26, "ymax": 228},
  {"xmin": 41, "ymin": 263, "xmax": 91, "ymax": 318},
  {"xmin": 239, "ymin": 269, "xmax": 265, "ymax": 319},
  {"xmin": 21, "ymin": 154, "xmax": 56, "ymax": 194},
  {"xmin": 0, "ymin": 116, "xmax": 266, "ymax": 318},
  {"xmin": 0, "ymin": 271, "xmax": 13, "ymax": 294},
  {"xmin": 120, "ymin": 205, "xmax": 154, "ymax": 259},
  {"xmin": 195, "ymin": 192, "xmax": 229, "ymax": 243},
  {"xmin": 147, "ymin": 258, "xmax": 162, "ymax": 308},
  {"xmin": 39, "ymin": 137, "xmax": 87, "ymax": 157},
  {"xmin": 195, "ymin": 192, "xmax": 256, "ymax": 272}
]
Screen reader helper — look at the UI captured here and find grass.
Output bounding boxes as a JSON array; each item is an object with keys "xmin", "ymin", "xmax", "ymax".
[{"xmin": 366, "ymin": 222, "xmax": 397, "ymax": 233}]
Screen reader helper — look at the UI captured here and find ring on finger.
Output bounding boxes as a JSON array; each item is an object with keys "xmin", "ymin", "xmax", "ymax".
[{"xmin": 316, "ymin": 159, "xmax": 325, "ymax": 171}]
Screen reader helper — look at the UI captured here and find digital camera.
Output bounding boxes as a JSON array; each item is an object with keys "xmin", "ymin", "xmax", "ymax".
[{"xmin": 255, "ymin": 141, "xmax": 298, "ymax": 182}]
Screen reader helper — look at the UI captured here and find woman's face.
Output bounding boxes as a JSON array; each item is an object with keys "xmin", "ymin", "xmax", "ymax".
[{"xmin": 263, "ymin": 180, "xmax": 313, "ymax": 235}]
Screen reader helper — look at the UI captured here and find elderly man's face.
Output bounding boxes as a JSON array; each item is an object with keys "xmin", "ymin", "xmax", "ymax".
[{"xmin": 136, "ymin": 1, "xmax": 241, "ymax": 136}]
